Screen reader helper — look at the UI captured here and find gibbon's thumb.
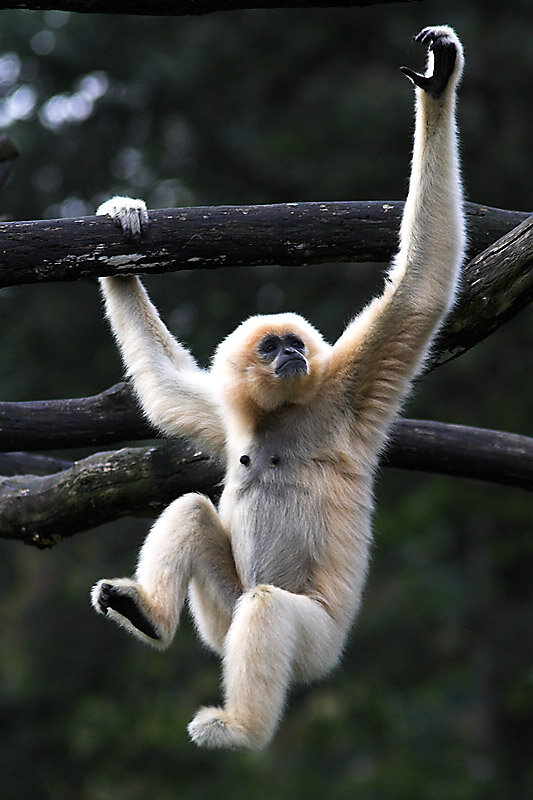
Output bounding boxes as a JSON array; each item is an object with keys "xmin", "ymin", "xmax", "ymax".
[{"xmin": 399, "ymin": 65, "xmax": 431, "ymax": 93}]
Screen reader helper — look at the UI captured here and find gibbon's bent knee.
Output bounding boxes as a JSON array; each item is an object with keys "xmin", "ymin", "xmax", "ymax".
[{"xmin": 166, "ymin": 492, "xmax": 213, "ymax": 519}]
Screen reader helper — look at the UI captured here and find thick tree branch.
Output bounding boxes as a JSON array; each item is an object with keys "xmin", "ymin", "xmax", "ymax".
[
  {"xmin": 433, "ymin": 214, "xmax": 533, "ymax": 366},
  {"xmin": 1, "ymin": 420, "xmax": 531, "ymax": 546},
  {"xmin": 384, "ymin": 420, "xmax": 533, "ymax": 490},
  {"xmin": 0, "ymin": 383, "xmax": 152, "ymax": 452},
  {"xmin": 0, "ymin": 1, "xmax": 421, "ymax": 17},
  {"xmin": 0, "ymin": 202, "xmax": 528, "ymax": 288},
  {"xmin": 0, "ymin": 442, "xmax": 223, "ymax": 548}
]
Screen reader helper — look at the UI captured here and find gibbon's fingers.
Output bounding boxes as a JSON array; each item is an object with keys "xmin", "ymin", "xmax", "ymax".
[
  {"xmin": 400, "ymin": 25, "xmax": 461, "ymax": 99},
  {"xmin": 96, "ymin": 196, "xmax": 149, "ymax": 242}
]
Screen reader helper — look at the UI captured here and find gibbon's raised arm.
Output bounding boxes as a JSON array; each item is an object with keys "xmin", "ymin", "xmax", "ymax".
[
  {"xmin": 97, "ymin": 199, "xmax": 225, "ymax": 457},
  {"xmin": 330, "ymin": 27, "xmax": 465, "ymax": 449}
]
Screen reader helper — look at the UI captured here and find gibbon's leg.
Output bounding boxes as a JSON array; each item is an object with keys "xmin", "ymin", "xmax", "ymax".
[
  {"xmin": 188, "ymin": 585, "xmax": 344, "ymax": 751},
  {"xmin": 91, "ymin": 494, "xmax": 241, "ymax": 652}
]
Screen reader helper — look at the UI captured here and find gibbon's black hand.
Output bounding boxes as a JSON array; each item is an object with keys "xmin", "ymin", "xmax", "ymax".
[{"xmin": 400, "ymin": 26, "xmax": 459, "ymax": 99}]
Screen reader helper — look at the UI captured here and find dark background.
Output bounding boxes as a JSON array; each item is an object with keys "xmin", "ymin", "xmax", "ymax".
[{"xmin": 0, "ymin": 1, "xmax": 531, "ymax": 798}]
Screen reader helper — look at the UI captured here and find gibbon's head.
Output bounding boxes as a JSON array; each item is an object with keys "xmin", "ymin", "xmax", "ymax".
[{"xmin": 212, "ymin": 312, "xmax": 331, "ymax": 413}]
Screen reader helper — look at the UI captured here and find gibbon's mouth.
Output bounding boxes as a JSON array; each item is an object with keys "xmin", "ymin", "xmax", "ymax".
[{"xmin": 275, "ymin": 354, "xmax": 308, "ymax": 378}]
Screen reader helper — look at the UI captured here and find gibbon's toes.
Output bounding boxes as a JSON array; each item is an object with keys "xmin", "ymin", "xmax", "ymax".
[
  {"xmin": 187, "ymin": 707, "xmax": 260, "ymax": 751},
  {"xmin": 91, "ymin": 580, "xmax": 161, "ymax": 641},
  {"xmin": 401, "ymin": 25, "xmax": 462, "ymax": 100}
]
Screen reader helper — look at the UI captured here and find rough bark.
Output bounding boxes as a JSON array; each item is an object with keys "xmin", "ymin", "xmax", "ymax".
[
  {"xmin": 433, "ymin": 214, "xmax": 533, "ymax": 366},
  {"xmin": 0, "ymin": 0, "xmax": 421, "ymax": 17},
  {"xmin": 0, "ymin": 383, "xmax": 152, "ymax": 451},
  {"xmin": 0, "ymin": 442, "xmax": 223, "ymax": 548},
  {"xmin": 0, "ymin": 202, "xmax": 528, "ymax": 288}
]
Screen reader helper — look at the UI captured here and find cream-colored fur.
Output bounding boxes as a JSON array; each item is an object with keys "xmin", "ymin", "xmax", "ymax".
[{"xmin": 91, "ymin": 27, "xmax": 466, "ymax": 750}]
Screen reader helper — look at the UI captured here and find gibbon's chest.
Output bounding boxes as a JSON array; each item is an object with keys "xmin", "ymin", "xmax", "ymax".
[
  {"xmin": 223, "ymin": 399, "xmax": 358, "ymax": 491},
  {"xmin": 221, "ymin": 425, "xmax": 320, "ymax": 591},
  {"xmin": 229, "ymin": 405, "xmax": 332, "ymax": 488},
  {"xmin": 235, "ymin": 432, "xmax": 296, "ymax": 487},
  {"xmin": 219, "ymin": 405, "xmax": 358, "ymax": 592}
]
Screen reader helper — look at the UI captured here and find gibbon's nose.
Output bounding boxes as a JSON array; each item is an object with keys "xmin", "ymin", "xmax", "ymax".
[{"xmin": 275, "ymin": 348, "xmax": 307, "ymax": 377}]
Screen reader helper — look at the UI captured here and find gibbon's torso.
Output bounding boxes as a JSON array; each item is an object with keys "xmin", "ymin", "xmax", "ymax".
[{"xmin": 218, "ymin": 395, "xmax": 372, "ymax": 594}]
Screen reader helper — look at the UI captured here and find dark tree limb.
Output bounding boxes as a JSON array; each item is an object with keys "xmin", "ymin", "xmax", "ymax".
[
  {"xmin": 0, "ymin": 0, "xmax": 421, "ymax": 17},
  {"xmin": 385, "ymin": 420, "xmax": 533, "ymax": 491},
  {"xmin": 1, "ymin": 420, "xmax": 531, "ymax": 547},
  {"xmin": 0, "ymin": 442, "xmax": 224, "ymax": 548},
  {"xmin": 433, "ymin": 214, "xmax": 533, "ymax": 366},
  {"xmin": 0, "ymin": 201, "xmax": 528, "ymax": 288},
  {"xmin": 0, "ymin": 382, "xmax": 153, "ymax": 452}
]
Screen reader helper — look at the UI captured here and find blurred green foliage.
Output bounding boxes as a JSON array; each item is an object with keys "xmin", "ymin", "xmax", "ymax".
[{"xmin": 0, "ymin": 2, "xmax": 531, "ymax": 798}]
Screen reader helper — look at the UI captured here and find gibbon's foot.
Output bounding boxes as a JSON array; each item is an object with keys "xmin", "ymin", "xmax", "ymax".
[
  {"xmin": 91, "ymin": 579, "xmax": 162, "ymax": 643},
  {"xmin": 188, "ymin": 707, "xmax": 263, "ymax": 751},
  {"xmin": 400, "ymin": 25, "xmax": 461, "ymax": 99},
  {"xmin": 96, "ymin": 196, "xmax": 149, "ymax": 241}
]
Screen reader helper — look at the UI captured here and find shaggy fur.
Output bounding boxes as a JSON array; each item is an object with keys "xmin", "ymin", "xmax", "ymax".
[{"xmin": 92, "ymin": 27, "xmax": 465, "ymax": 750}]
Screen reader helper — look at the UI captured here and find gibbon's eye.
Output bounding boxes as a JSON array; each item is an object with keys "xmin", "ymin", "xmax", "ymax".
[{"xmin": 259, "ymin": 335, "xmax": 281, "ymax": 360}]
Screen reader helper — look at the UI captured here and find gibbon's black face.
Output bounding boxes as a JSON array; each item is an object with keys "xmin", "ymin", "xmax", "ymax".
[{"xmin": 258, "ymin": 333, "xmax": 308, "ymax": 378}]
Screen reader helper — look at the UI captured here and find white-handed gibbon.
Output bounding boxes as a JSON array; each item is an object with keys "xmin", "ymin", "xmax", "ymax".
[{"xmin": 91, "ymin": 26, "xmax": 466, "ymax": 750}]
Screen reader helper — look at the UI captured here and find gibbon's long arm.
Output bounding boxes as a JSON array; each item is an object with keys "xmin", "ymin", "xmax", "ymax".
[
  {"xmin": 97, "ymin": 199, "xmax": 225, "ymax": 457},
  {"xmin": 330, "ymin": 27, "xmax": 465, "ymax": 449}
]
